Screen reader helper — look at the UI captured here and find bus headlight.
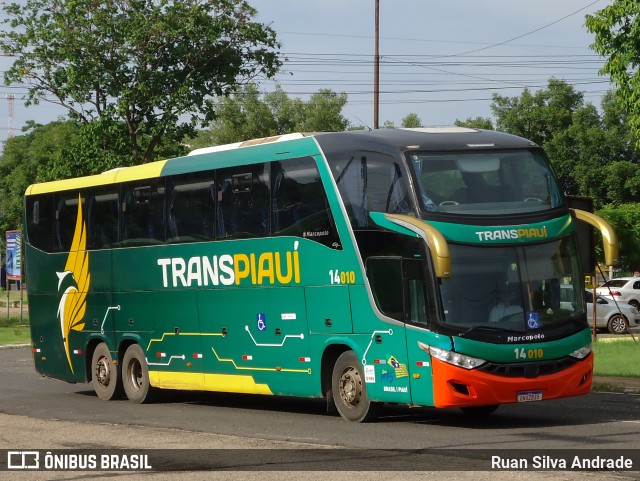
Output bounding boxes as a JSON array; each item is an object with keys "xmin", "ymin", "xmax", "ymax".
[
  {"xmin": 569, "ymin": 343, "xmax": 592, "ymax": 360},
  {"xmin": 419, "ymin": 342, "xmax": 486, "ymax": 370}
]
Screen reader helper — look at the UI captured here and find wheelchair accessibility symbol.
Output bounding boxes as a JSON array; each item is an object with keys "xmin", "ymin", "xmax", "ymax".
[
  {"xmin": 527, "ymin": 312, "xmax": 541, "ymax": 329},
  {"xmin": 257, "ymin": 313, "xmax": 267, "ymax": 331}
]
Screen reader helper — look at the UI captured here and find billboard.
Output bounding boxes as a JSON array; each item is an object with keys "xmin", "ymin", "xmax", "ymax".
[{"xmin": 5, "ymin": 230, "xmax": 22, "ymax": 281}]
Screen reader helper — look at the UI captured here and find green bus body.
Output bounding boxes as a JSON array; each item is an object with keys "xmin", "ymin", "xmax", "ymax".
[{"xmin": 24, "ymin": 129, "xmax": 612, "ymax": 421}]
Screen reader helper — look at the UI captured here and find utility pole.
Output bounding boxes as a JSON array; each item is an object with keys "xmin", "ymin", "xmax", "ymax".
[{"xmin": 374, "ymin": 0, "xmax": 379, "ymax": 129}]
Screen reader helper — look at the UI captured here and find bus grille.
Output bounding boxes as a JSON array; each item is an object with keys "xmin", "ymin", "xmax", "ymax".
[{"xmin": 477, "ymin": 357, "xmax": 579, "ymax": 378}]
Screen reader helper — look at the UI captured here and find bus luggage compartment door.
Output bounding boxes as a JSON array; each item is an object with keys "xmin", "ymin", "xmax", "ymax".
[{"xmin": 305, "ymin": 286, "xmax": 353, "ymax": 334}]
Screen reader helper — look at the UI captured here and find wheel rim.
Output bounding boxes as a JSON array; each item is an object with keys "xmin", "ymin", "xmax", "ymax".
[
  {"xmin": 611, "ymin": 316, "xmax": 626, "ymax": 333},
  {"xmin": 127, "ymin": 358, "xmax": 143, "ymax": 391},
  {"xmin": 338, "ymin": 366, "xmax": 362, "ymax": 408},
  {"xmin": 95, "ymin": 356, "xmax": 111, "ymax": 388}
]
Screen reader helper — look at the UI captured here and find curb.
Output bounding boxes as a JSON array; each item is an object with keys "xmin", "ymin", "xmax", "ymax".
[
  {"xmin": 592, "ymin": 376, "xmax": 640, "ymax": 394},
  {"xmin": 0, "ymin": 343, "xmax": 30, "ymax": 350}
]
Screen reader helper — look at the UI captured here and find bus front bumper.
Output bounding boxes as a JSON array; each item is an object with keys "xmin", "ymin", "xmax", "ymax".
[{"xmin": 430, "ymin": 353, "xmax": 593, "ymax": 408}]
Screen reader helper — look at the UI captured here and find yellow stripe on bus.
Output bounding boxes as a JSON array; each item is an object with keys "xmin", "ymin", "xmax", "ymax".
[
  {"xmin": 148, "ymin": 371, "xmax": 273, "ymax": 395},
  {"xmin": 25, "ymin": 159, "xmax": 169, "ymax": 195},
  {"xmin": 147, "ymin": 332, "xmax": 224, "ymax": 351}
]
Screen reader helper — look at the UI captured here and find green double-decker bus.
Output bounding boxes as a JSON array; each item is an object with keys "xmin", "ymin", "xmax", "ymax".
[{"xmin": 24, "ymin": 128, "xmax": 617, "ymax": 422}]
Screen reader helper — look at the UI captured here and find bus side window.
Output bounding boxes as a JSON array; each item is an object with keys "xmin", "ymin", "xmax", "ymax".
[
  {"xmin": 403, "ymin": 259, "xmax": 429, "ymax": 325},
  {"xmin": 272, "ymin": 157, "xmax": 341, "ymax": 249},
  {"xmin": 366, "ymin": 257, "xmax": 404, "ymax": 321},
  {"xmin": 167, "ymin": 172, "xmax": 216, "ymax": 243},
  {"xmin": 366, "ymin": 256, "xmax": 430, "ymax": 325},
  {"xmin": 87, "ymin": 189, "xmax": 119, "ymax": 249},
  {"xmin": 54, "ymin": 193, "xmax": 83, "ymax": 252},
  {"xmin": 217, "ymin": 164, "xmax": 270, "ymax": 239},
  {"xmin": 121, "ymin": 181, "xmax": 166, "ymax": 246},
  {"xmin": 27, "ymin": 194, "xmax": 55, "ymax": 252},
  {"xmin": 330, "ymin": 151, "xmax": 413, "ymax": 228}
]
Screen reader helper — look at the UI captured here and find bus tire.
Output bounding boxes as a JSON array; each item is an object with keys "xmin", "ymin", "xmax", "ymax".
[
  {"xmin": 331, "ymin": 351, "xmax": 378, "ymax": 422},
  {"xmin": 122, "ymin": 344, "xmax": 156, "ymax": 403},
  {"xmin": 91, "ymin": 342, "xmax": 123, "ymax": 401}
]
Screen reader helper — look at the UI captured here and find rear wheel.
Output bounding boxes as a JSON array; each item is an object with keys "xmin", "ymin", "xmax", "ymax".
[
  {"xmin": 91, "ymin": 342, "xmax": 123, "ymax": 400},
  {"xmin": 628, "ymin": 299, "xmax": 640, "ymax": 310},
  {"xmin": 608, "ymin": 314, "xmax": 628, "ymax": 334},
  {"xmin": 331, "ymin": 351, "xmax": 378, "ymax": 422},
  {"xmin": 122, "ymin": 344, "xmax": 156, "ymax": 403}
]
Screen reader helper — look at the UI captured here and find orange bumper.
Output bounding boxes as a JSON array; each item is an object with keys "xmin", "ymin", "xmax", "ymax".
[{"xmin": 431, "ymin": 353, "xmax": 593, "ymax": 408}]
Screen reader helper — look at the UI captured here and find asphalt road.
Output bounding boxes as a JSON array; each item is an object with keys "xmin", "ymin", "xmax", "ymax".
[{"xmin": 0, "ymin": 347, "xmax": 639, "ymax": 480}]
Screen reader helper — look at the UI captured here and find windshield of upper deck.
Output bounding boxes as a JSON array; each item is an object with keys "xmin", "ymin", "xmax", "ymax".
[{"xmin": 409, "ymin": 150, "xmax": 563, "ymax": 215}]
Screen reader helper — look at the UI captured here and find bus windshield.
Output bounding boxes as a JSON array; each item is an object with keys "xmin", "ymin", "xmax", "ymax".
[
  {"xmin": 438, "ymin": 237, "xmax": 585, "ymax": 333},
  {"xmin": 409, "ymin": 150, "xmax": 563, "ymax": 215}
]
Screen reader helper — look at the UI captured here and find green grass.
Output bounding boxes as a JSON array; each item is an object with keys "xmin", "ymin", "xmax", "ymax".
[
  {"xmin": 0, "ymin": 288, "xmax": 28, "ymax": 306},
  {"xmin": 593, "ymin": 338, "xmax": 640, "ymax": 378},
  {"xmin": 0, "ymin": 293, "xmax": 28, "ymax": 314},
  {"xmin": 0, "ymin": 317, "xmax": 30, "ymax": 345},
  {"xmin": 1, "ymin": 288, "xmax": 26, "ymax": 297},
  {"xmin": 0, "ymin": 289, "xmax": 30, "ymax": 345}
]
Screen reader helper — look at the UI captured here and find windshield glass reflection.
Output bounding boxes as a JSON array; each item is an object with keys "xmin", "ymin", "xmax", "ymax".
[
  {"xmin": 409, "ymin": 150, "xmax": 563, "ymax": 215},
  {"xmin": 439, "ymin": 237, "xmax": 584, "ymax": 332}
]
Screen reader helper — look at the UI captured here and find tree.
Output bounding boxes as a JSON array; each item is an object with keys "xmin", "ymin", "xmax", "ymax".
[
  {"xmin": 586, "ymin": 3, "xmax": 640, "ymax": 146},
  {"xmin": 492, "ymin": 79, "xmax": 583, "ymax": 146},
  {"xmin": 597, "ymin": 204, "xmax": 640, "ymax": 273},
  {"xmin": 0, "ymin": 0, "xmax": 281, "ymax": 167},
  {"xmin": 298, "ymin": 89, "xmax": 349, "ymax": 132},
  {"xmin": 401, "ymin": 113, "xmax": 421, "ymax": 128},
  {"xmin": 491, "ymin": 79, "xmax": 587, "ymax": 195},
  {"xmin": 205, "ymin": 84, "xmax": 278, "ymax": 145},
  {"xmin": 602, "ymin": 161, "xmax": 640, "ymax": 205},
  {"xmin": 201, "ymin": 84, "xmax": 349, "ymax": 145},
  {"xmin": 455, "ymin": 117, "xmax": 494, "ymax": 130},
  {"xmin": 489, "ymin": 79, "xmax": 640, "ymax": 206},
  {"xmin": 0, "ymin": 121, "xmax": 80, "ymax": 237}
]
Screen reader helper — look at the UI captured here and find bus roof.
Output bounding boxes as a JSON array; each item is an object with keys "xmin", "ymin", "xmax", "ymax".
[
  {"xmin": 25, "ymin": 135, "xmax": 321, "ymax": 195},
  {"xmin": 186, "ymin": 132, "xmax": 306, "ymax": 156},
  {"xmin": 25, "ymin": 128, "xmax": 539, "ymax": 195},
  {"xmin": 313, "ymin": 127, "xmax": 538, "ymax": 157}
]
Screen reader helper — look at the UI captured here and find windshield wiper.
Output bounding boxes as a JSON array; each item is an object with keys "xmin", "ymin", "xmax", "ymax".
[{"xmin": 457, "ymin": 325, "xmax": 523, "ymax": 338}]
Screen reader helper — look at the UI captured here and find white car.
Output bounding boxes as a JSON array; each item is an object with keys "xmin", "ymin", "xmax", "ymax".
[
  {"xmin": 596, "ymin": 277, "xmax": 640, "ymax": 310},
  {"xmin": 585, "ymin": 289, "xmax": 640, "ymax": 334}
]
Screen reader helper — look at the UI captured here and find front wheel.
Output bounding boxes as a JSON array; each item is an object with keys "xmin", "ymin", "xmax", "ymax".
[
  {"xmin": 122, "ymin": 344, "xmax": 156, "ymax": 403},
  {"xmin": 91, "ymin": 342, "xmax": 123, "ymax": 400},
  {"xmin": 331, "ymin": 351, "xmax": 378, "ymax": 422},
  {"xmin": 608, "ymin": 314, "xmax": 628, "ymax": 334}
]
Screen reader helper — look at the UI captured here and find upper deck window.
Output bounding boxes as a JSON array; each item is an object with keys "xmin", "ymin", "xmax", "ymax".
[
  {"xmin": 409, "ymin": 150, "xmax": 563, "ymax": 216},
  {"xmin": 272, "ymin": 157, "xmax": 341, "ymax": 249}
]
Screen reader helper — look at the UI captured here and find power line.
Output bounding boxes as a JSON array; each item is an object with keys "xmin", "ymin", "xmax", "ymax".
[
  {"xmin": 415, "ymin": 0, "xmax": 605, "ymax": 58},
  {"xmin": 275, "ymin": 32, "xmax": 591, "ymax": 51}
]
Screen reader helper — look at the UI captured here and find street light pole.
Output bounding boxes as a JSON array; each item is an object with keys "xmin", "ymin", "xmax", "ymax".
[{"xmin": 374, "ymin": 0, "xmax": 379, "ymax": 129}]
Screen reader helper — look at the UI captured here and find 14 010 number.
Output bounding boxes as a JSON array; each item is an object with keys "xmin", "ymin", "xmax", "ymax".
[
  {"xmin": 329, "ymin": 269, "xmax": 356, "ymax": 285},
  {"xmin": 514, "ymin": 348, "xmax": 544, "ymax": 360}
]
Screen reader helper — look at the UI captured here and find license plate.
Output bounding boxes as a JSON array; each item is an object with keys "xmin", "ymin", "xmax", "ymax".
[{"xmin": 517, "ymin": 390, "xmax": 543, "ymax": 402}]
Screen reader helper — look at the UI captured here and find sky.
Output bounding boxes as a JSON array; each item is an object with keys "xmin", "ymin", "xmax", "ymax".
[{"xmin": 0, "ymin": 0, "xmax": 614, "ymax": 145}]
